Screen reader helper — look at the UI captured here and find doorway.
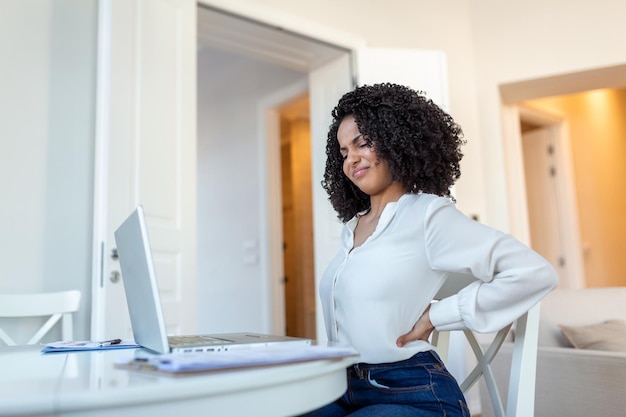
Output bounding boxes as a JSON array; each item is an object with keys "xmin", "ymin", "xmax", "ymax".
[
  {"xmin": 196, "ymin": 5, "xmax": 349, "ymax": 336},
  {"xmin": 522, "ymin": 88, "xmax": 626, "ymax": 288},
  {"xmin": 502, "ymin": 67, "xmax": 626, "ymax": 288},
  {"xmin": 279, "ymin": 96, "xmax": 316, "ymax": 338}
]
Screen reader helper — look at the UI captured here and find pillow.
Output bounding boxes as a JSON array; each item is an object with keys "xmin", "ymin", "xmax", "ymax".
[{"xmin": 558, "ymin": 319, "xmax": 626, "ymax": 352}]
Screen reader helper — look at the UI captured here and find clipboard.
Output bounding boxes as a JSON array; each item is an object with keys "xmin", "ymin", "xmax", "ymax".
[{"xmin": 41, "ymin": 339, "xmax": 140, "ymax": 353}]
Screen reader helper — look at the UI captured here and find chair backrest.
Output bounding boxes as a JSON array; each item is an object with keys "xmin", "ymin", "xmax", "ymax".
[
  {"xmin": 0, "ymin": 290, "xmax": 81, "ymax": 346},
  {"xmin": 431, "ymin": 274, "xmax": 539, "ymax": 417}
]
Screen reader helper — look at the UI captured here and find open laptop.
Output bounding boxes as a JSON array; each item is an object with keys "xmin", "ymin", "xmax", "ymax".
[{"xmin": 114, "ymin": 205, "xmax": 310, "ymax": 354}]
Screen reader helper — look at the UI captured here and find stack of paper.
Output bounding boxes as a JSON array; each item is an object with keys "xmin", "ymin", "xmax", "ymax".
[{"xmin": 117, "ymin": 344, "xmax": 359, "ymax": 373}]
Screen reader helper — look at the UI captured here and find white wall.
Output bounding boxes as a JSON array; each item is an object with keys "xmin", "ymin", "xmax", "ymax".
[
  {"xmin": 196, "ymin": 47, "xmax": 306, "ymax": 333},
  {"xmin": 0, "ymin": 0, "xmax": 97, "ymax": 342}
]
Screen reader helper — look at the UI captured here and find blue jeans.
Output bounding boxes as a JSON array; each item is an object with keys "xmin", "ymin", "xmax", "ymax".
[{"xmin": 299, "ymin": 350, "xmax": 470, "ymax": 417}]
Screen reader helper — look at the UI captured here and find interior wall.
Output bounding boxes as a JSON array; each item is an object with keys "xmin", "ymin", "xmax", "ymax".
[
  {"xmin": 525, "ymin": 88, "xmax": 626, "ymax": 288},
  {"xmin": 0, "ymin": 0, "xmax": 97, "ymax": 343},
  {"xmin": 196, "ymin": 46, "xmax": 306, "ymax": 333}
]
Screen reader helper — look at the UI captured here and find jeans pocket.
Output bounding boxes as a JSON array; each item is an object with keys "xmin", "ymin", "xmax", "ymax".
[{"xmin": 365, "ymin": 366, "xmax": 432, "ymax": 393}]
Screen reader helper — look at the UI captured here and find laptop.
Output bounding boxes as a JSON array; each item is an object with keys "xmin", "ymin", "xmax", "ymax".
[{"xmin": 114, "ymin": 205, "xmax": 310, "ymax": 354}]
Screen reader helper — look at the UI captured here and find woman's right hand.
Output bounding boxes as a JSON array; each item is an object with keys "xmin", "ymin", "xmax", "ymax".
[{"xmin": 396, "ymin": 304, "xmax": 435, "ymax": 347}]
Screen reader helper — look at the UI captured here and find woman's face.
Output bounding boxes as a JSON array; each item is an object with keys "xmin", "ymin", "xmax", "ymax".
[{"xmin": 337, "ymin": 115, "xmax": 394, "ymax": 196}]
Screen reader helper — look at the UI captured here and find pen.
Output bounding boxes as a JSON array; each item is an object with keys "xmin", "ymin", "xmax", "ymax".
[{"xmin": 100, "ymin": 338, "xmax": 122, "ymax": 346}]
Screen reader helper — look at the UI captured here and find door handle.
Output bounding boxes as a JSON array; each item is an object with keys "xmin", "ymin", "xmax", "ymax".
[{"xmin": 109, "ymin": 270, "xmax": 121, "ymax": 283}]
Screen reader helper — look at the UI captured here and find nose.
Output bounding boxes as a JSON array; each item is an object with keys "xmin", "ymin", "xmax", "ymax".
[{"xmin": 345, "ymin": 150, "xmax": 360, "ymax": 165}]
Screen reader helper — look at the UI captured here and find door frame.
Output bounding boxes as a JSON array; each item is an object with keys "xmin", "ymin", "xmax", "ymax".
[
  {"xmin": 92, "ymin": 0, "xmax": 197, "ymax": 339},
  {"xmin": 90, "ymin": 0, "xmax": 112, "ymax": 338},
  {"xmin": 502, "ymin": 104, "xmax": 584, "ymax": 288},
  {"xmin": 197, "ymin": 0, "xmax": 366, "ymax": 53}
]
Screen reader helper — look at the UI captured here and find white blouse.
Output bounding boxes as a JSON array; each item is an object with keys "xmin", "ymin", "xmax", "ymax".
[{"xmin": 319, "ymin": 193, "xmax": 558, "ymax": 364}]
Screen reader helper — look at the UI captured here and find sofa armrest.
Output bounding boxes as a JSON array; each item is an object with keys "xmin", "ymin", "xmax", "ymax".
[{"xmin": 479, "ymin": 344, "xmax": 626, "ymax": 417}]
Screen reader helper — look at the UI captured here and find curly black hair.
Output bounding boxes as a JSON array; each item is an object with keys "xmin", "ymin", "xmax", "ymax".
[{"xmin": 322, "ymin": 83, "xmax": 465, "ymax": 222}]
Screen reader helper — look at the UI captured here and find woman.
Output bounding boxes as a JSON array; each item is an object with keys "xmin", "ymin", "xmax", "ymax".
[{"xmin": 303, "ymin": 83, "xmax": 558, "ymax": 417}]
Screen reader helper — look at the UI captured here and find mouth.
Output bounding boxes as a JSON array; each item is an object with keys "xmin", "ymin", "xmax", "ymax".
[{"xmin": 352, "ymin": 166, "xmax": 368, "ymax": 179}]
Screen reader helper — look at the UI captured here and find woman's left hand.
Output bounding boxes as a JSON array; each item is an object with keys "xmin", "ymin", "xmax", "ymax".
[{"xmin": 396, "ymin": 304, "xmax": 435, "ymax": 347}]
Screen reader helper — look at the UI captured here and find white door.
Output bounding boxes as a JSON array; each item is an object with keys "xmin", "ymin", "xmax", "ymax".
[
  {"xmin": 522, "ymin": 127, "xmax": 566, "ymax": 279},
  {"xmin": 91, "ymin": 0, "xmax": 197, "ymax": 340},
  {"xmin": 308, "ymin": 48, "xmax": 449, "ymax": 341}
]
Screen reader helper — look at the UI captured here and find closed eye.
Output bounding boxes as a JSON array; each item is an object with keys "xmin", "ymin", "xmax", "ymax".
[{"xmin": 355, "ymin": 135, "xmax": 370, "ymax": 149}]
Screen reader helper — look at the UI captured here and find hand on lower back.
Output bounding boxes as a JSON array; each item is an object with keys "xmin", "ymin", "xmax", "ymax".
[{"xmin": 396, "ymin": 304, "xmax": 434, "ymax": 347}]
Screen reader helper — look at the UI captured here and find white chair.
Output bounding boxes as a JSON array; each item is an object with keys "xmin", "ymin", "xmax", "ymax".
[
  {"xmin": 432, "ymin": 274, "xmax": 540, "ymax": 417},
  {"xmin": 0, "ymin": 290, "xmax": 81, "ymax": 346}
]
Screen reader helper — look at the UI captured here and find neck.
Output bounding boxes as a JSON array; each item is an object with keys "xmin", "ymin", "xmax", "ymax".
[{"xmin": 367, "ymin": 183, "xmax": 405, "ymax": 218}]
